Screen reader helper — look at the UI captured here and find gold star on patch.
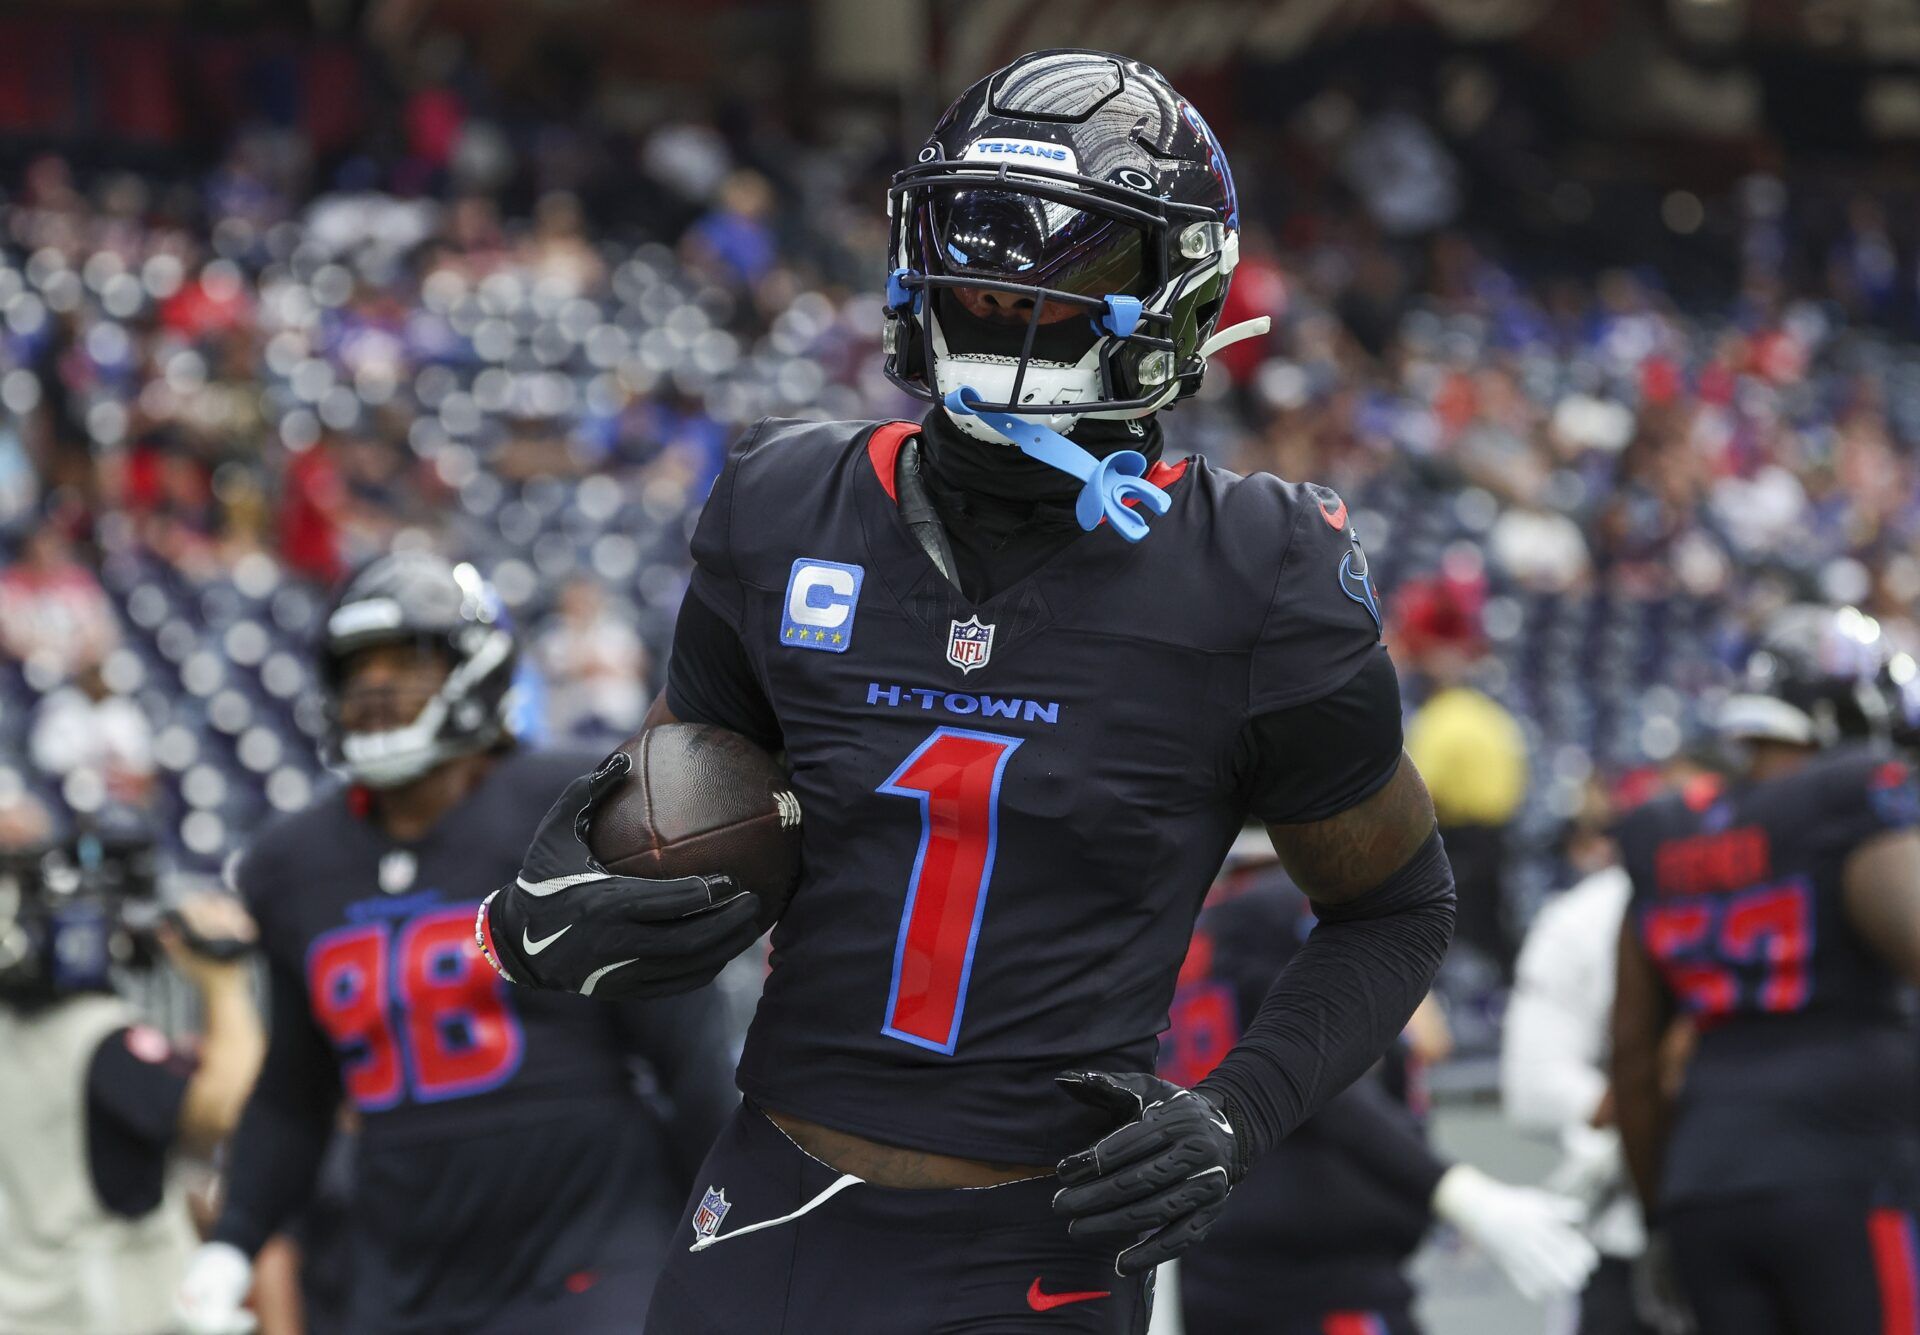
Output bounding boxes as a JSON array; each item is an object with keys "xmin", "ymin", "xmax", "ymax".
[
  {"xmin": 831, "ymin": 632, "xmax": 843, "ymax": 644},
  {"xmin": 813, "ymin": 629, "xmax": 826, "ymax": 642},
  {"xmin": 785, "ymin": 627, "xmax": 796, "ymax": 638}
]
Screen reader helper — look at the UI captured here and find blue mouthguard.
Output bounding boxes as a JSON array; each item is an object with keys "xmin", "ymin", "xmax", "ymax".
[{"xmin": 943, "ymin": 386, "xmax": 1170, "ymax": 543}]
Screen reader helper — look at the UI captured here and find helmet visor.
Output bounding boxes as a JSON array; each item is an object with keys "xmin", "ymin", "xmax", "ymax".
[{"xmin": 920, "ymin": 183, "xmax": 1150, "ymax": 308}]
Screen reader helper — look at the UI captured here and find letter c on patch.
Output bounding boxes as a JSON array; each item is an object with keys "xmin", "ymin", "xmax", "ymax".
[{"xmin": 789, "ymin": 566, "xmax": 855, "ymax": 628}]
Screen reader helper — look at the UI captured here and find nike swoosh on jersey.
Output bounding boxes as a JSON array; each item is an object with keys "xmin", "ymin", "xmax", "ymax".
[
  {"xmin": 1026, "ymin": 1279, "xmax": 1111, "ymax": 1312},
  {"xmin": 523, "ymin": 924, "xmax": 572, "ymax": 955},
  {"xmin": 1318, "ymin": 496, "xmax": 1348, "ymax": 530}
]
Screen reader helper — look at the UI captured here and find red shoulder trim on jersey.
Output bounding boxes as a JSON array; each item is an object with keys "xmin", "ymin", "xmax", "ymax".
[
  {"xmin": 1102, "ymin": 457, "xmax": 1190, "ymax": 525},
  {"xmin": 1874, "ymin": 759, "xmax": 1914, "ymax": 790},
  {"xmin": 1144, "ymin": 457, "xmax": 1189, "ymax": 491},
  {"xmin": 865, "ymin": 421, "xmax": 920, "ymax": 502},
  {"xmin": 869, "ymin": 426, "xmax": 1187, "ymax": 513},
  {"xmin": 1680, "ymin": 774, "xmax": 1724, "ymax": 812}
]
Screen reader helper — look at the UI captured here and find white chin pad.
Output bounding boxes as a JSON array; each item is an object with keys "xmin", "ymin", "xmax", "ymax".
[
  {"xmin": 340, "ymin": 724, "xmax": 444, "ymax": 787},
  {"xmin": 932, "ymin": 356, "xmax": 1100, "ymax": 440}
]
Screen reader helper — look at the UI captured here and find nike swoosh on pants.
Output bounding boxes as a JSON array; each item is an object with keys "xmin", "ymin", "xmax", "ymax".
[{"xmin": 1026, "ymin": 1278, "xmax": 1111, "ymax": 1312}]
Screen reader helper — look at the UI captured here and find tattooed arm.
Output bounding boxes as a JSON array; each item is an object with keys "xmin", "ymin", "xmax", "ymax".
[
  {"xmin": 1265, "ymin": 755, "xmax": 1439, "ymax": 902},
  {"xmin": 1196, "ymin": 756, "xmax": 1457, "ymax": 1169}
]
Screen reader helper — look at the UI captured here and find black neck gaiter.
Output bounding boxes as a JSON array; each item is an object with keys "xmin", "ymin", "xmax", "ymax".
[
  {"xmin": 917, "ymin": 409, "xmax": 1164, "ymax": 519},
  {"xmin": 911, "ymin": 409, "xmax": 1165, "ymax": 601}
]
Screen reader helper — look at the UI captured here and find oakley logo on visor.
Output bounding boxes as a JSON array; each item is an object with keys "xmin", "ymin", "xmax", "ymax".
[{"xmin": 962, "ymin": 138, "xmax": 1078, "ymax": 173}]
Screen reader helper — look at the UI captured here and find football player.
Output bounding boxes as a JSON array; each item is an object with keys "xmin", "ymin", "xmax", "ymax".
[
  {"xmin": 480, "ymin": 51, "xmax": 1457, "ymax": 1333},
  {"xmin": 174, "ymin": 554, "xmax": 736, "ymax": 1335},
  {"xmin": 1613, "ymin": 605, "xmax": 1920, "ymax": 1335},
  {"xmin": 1168, "ymin": 859, "xmax": 1596, "ymax": 1334}
]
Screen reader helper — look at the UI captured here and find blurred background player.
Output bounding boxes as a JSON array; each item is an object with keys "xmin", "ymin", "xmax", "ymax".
[
  {"xmin": 0, "ymin": 798, "xmax": 263, "ymax": 1335},
  {"xmin": 1502, "ymin": 784, "xmax": 1662, "ymax": 1335},
  {"xmin": 1397, "ymin": 573, "xmax": 1529, "ymax": 983},
  {"xmin": 1165, "ymin": 847, "xmax": 1596, "ymax": 1335},
  {"xmin": 174, "ymin": 552, "xmax": 736, "ymax": 1335},
  {"xmin": 1613, "ymin": 604, "xmax": 1920, "ymax": 1335}
]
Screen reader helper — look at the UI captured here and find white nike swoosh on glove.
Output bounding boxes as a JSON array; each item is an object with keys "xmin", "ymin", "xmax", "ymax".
[
  {"xmin": 517, "ymin": 871, "xmax": 606, "ymax": 896},
  {"xmin": 523, "ymin": 925, "xmax": 572, "ymax": 955}
]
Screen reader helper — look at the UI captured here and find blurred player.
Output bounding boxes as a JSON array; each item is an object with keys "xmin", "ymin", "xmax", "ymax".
[
  {"xmin": 0, "ymin": 805, "xmax": 263, "ymax": 1335},
  {"xmin": 174, "ymin": 553, "xmax": 736, "ymax": 1335},
  {"xmin": 1613, "ymin": 605, "xmax": 1920, "ymax": 1335},
  {"xmin": 1503, "ymin": 792, "xmax": 1663, "ymax": 1335},
  {"xmin": 1169, "ymin": 858, "xmax": 1595, "ymax": 1334},
  {"xmin": 481, "ymin": 51, "xmax": 1456, "ymax": 1333}
]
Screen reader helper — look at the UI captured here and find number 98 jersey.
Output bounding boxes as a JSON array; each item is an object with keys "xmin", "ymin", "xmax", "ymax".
[
  {"xmin": 678, "ymin": 417, "xmax": 1386, "ymax": 1165},
  {"xmin": 1616, "ymin": 746, "xmax": 1920, "ymax": 1207},
  {"xmin": 236, "ymin": 751, "xmax": 653, "ymax": 1127}
]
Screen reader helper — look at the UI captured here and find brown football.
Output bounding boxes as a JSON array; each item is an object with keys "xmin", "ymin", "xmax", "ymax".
[{"xmin": 585, "ymin": 723, "xmax": 802, "ymax": 923}]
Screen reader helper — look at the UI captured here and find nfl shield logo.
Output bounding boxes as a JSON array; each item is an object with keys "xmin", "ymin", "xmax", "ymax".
[
  {"xmin": 378, "ymin": 851, "xmax": 416, "ymax": 895},
  {"xmin": 946, "ymin": 616, "xmax": 995, "ymax": 674},
  {"xmin": 692, "ymin": 1186, "xmax": 730, "ymax": 1242}
]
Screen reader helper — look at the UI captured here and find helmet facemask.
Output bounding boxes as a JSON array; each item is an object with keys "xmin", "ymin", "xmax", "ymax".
[
  {"xmin": 1720, "ymin": 604, "xmax": 1908, "ymax": 751},
  {"xmin": 320, "ymin": 560, "xmax": 519, "ymax": 790},
  {"xmin": 328, "ymin": 628, "xmax": 515, "ymax": 788},
  {"xmin": 885, "ymin": 158, "xmax": 1248, "ymax": 443},
  {"xmin": 881, "ymin": 50, "xmax": 1268, "ymax": 540}
]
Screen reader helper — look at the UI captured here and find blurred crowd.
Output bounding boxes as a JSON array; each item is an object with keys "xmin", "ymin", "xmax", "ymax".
[{"xmin": 3, "ymin": 35, "xmax": 1920, "ymax": 973}]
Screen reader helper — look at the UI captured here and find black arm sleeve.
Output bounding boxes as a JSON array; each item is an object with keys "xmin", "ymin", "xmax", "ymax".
[
  {"xmin": 664, "ymin": 582, "xmax": 782, "ymax": 752},
  {"xmin": 86, "ymin": 1028, "xmax": 195, "ymax": 1217},
  {"xmin": 1239, "ymin": 648, "xmax": 1404, "ymax": 825},
  {"xmin": 1304, "ymin": 1072, "xmax": 1449, "ymax": 1207},
  {"xmin": 1198, "ymin": 829, "xmax": 1456, "ymax": 1173},
  {"xmin": 609, "ymin": 987, "xmax": 741, "ymax": 1196},
  {"xmin": 210, "ymin": 958, "xmax": 340, "ymax": 1256},
  {"xmin": 87, "ymin": 1028, "xmax": 193, "ymax": 1148}
]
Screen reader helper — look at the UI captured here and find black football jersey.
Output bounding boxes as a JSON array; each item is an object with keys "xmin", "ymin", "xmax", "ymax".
[
  {"xmin": 682, "ymin": 416, "xmax": 1385, "ymax": 1162},
  {"xmin": 233, "ymin": 749, "xmax": 730, "ymax": 1327},
  {"xmin": 1617, "ymin": 746, "xmax": 1920, "ymax": 1206}
]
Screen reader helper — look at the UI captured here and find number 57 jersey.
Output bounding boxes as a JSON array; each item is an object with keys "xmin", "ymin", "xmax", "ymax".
[
  {"xmin": 1616, "ymin": 746, "xmax": 1920, "ymax": 1209},
  {"xmin": 677, "ymin": 417, "xmax": 1387, "ymax": 1165}
]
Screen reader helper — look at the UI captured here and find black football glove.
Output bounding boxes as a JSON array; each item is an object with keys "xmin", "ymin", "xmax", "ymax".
[
  {"xmin": 475, "ymin": 750, "xmax": 763, "ymax": 998},
  {"xmin": 1051, "ymin": 1070, "xmax": 1242, "ymax": 1276}
]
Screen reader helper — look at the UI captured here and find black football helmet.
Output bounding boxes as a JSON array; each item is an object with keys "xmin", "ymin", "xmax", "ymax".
[
  {"xmin": 884, "ymin": 50, "xmax": 1265, "ymax": 444},
  {"xmin": 320, "ymin": 552, "xmax": 518, "ymax": 788},
  {"xmin": 1721, "ymin": 604, "xmax": 1916, "ymax": 749}
]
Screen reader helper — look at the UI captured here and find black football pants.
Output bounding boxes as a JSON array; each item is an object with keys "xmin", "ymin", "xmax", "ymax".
[
  {"xmin": 1575, "ymin": 1256, "xmax": 1662, "ymax": 1335},
  {"xmin": 644, "ymin": 1104, "xmax": 1152, "ymax": 1334},
  {"xmin": 1665, "ymin": 1187, "xmax": 1920, "ymax": 1335},
  {"xmin": 1179, "ymin": 1252, "xmax": 1418, "ymax": 1335},
  {"xmin": 466, "ymin": 1262, "xmax": 662, "ymax": 1335},
  {"xmin": 1181, "ymin": 1293, "xmax": 1419, "ymax": 1335}
]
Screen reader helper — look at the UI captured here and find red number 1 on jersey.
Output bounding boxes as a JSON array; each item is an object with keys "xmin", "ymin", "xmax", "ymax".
[{"xmin": 878, "ymin": 727, "xmax": 1022, "ymax": 1054}]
